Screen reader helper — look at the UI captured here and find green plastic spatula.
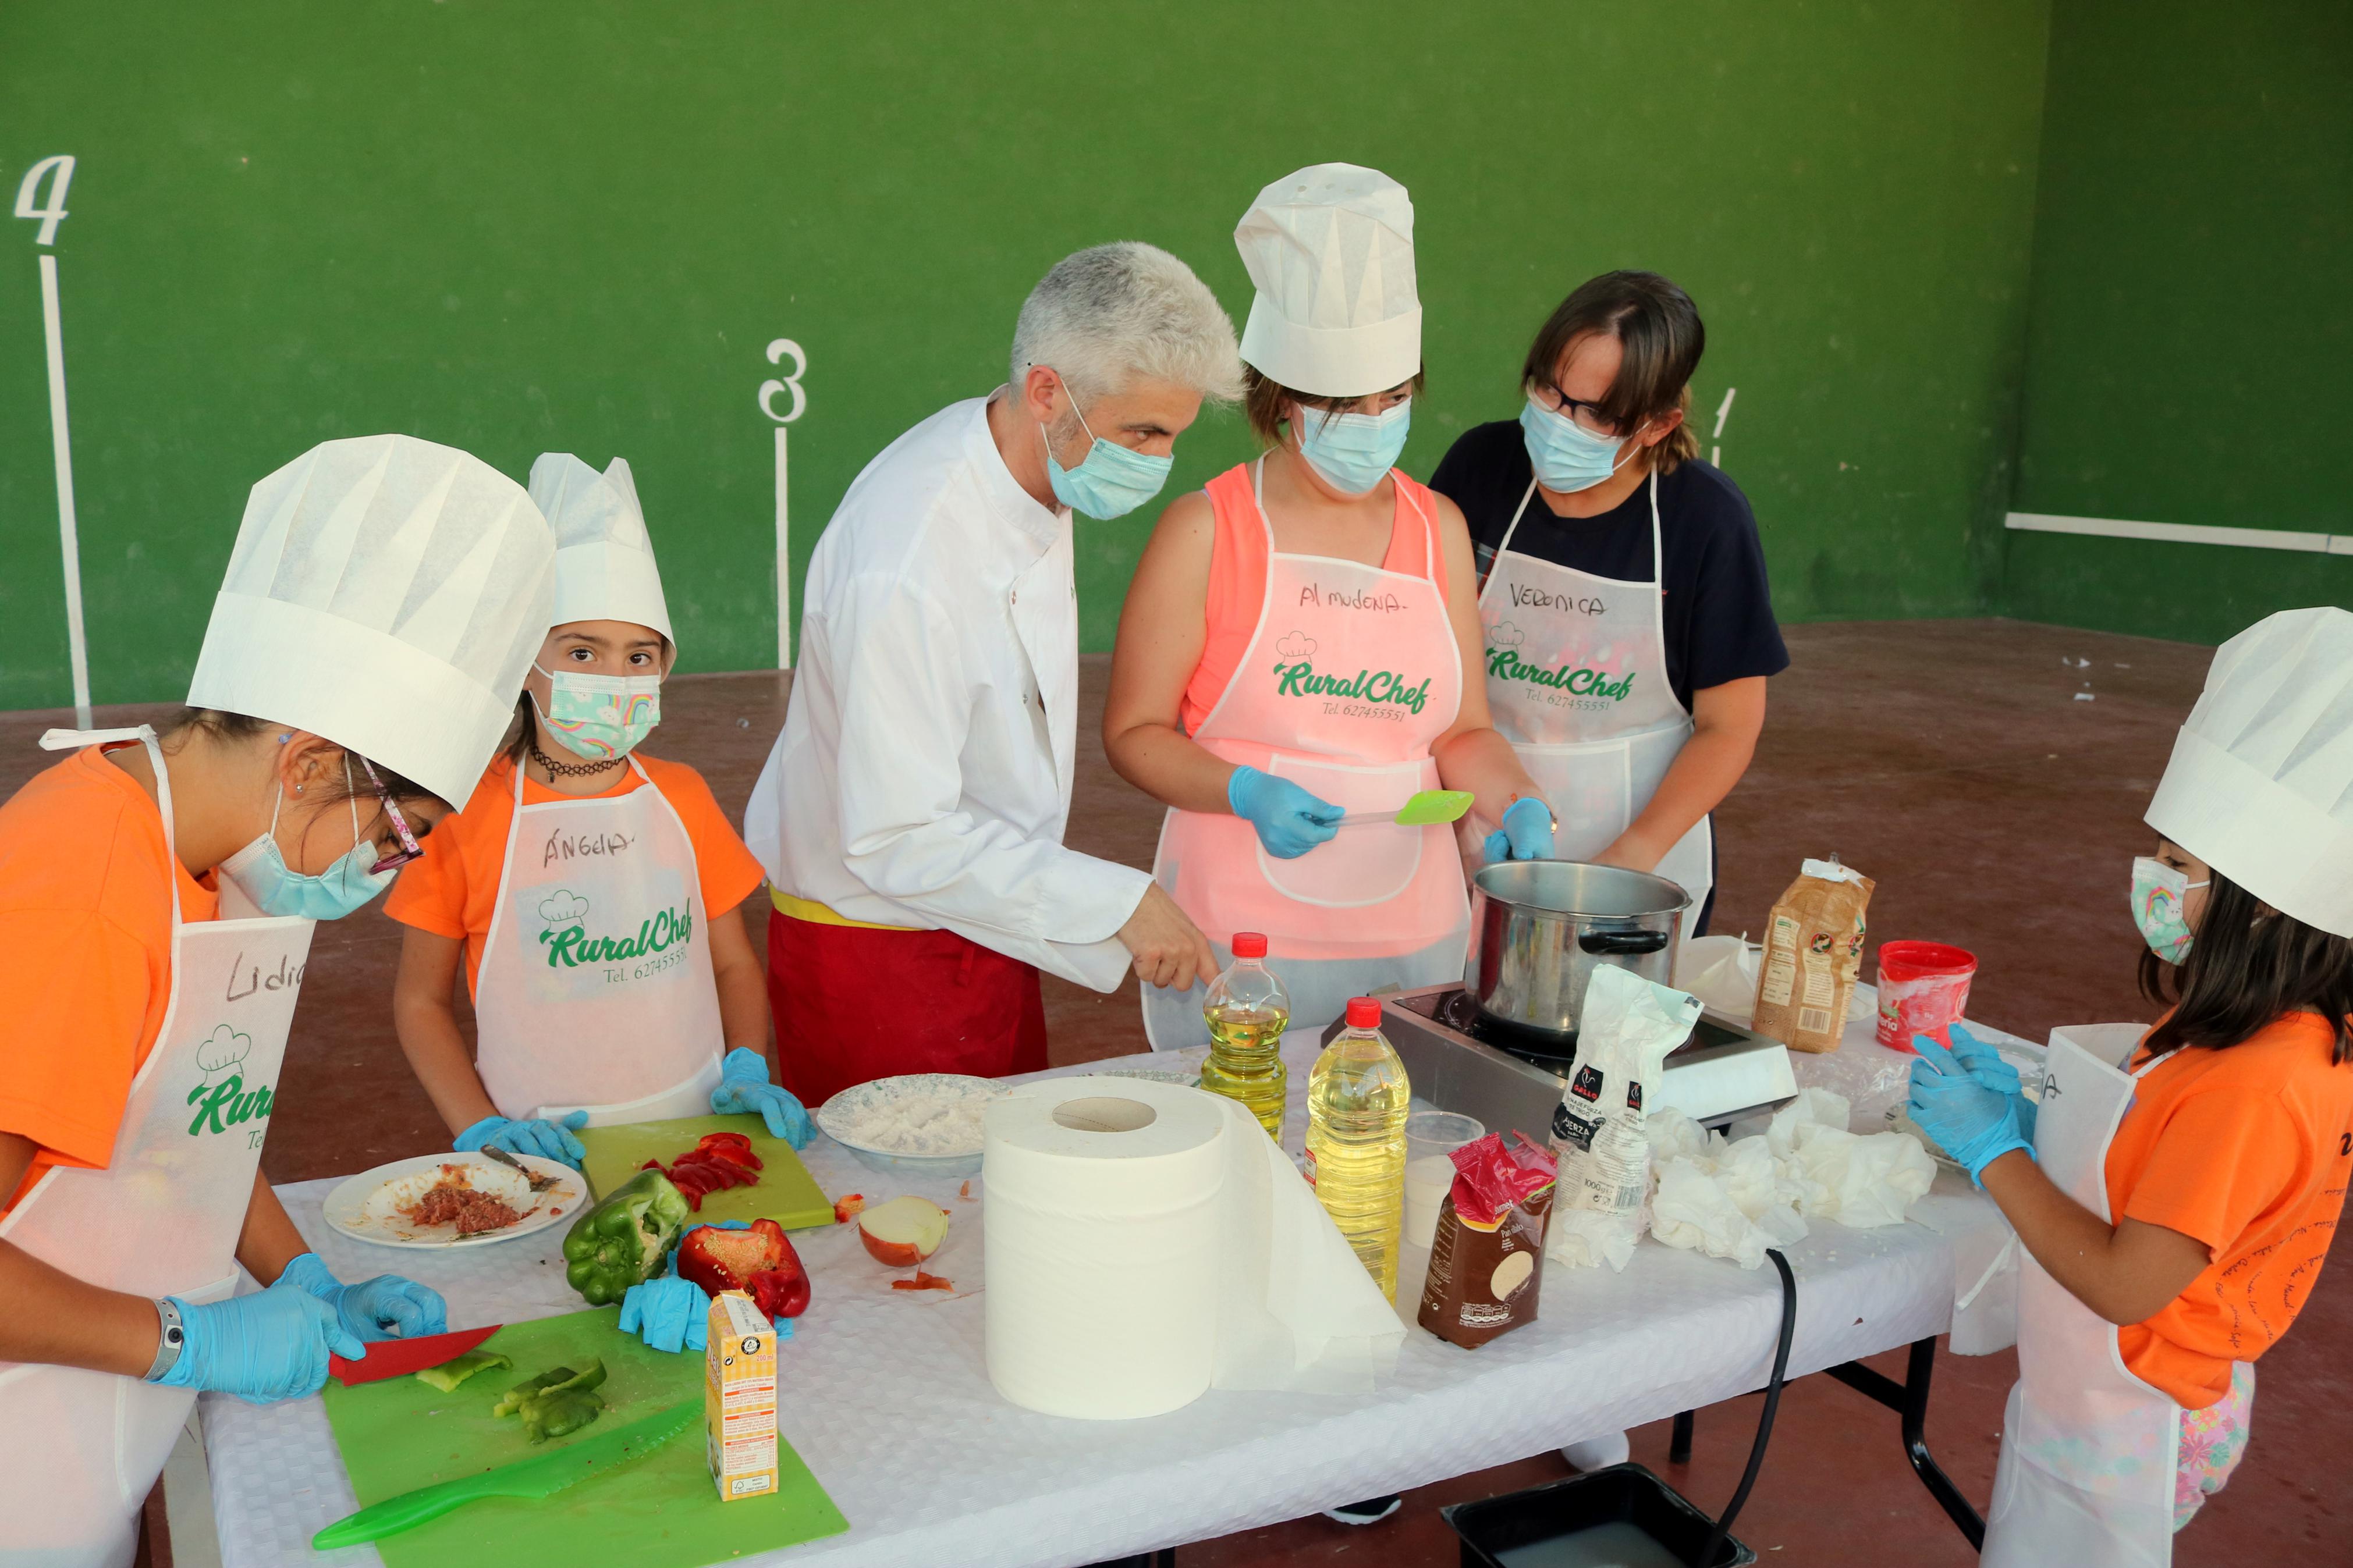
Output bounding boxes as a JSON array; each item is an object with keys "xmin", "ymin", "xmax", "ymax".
[{"xmin": 1338, "ymin": 789, "xmax": 1475, "ymax": 828}]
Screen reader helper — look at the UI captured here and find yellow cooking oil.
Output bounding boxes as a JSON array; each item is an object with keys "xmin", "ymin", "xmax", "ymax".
[
  {"xmin": 1305, "ymin": 996, "xmax": 1411, "ymax": 1300},
  {"xmin": 1199, "ymin": 933, "xmax": 1290, "ymax": 1140}
]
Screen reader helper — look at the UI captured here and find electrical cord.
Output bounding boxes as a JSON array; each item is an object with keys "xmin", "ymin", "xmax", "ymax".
[{"xmin": 1697, "ymin": 1247, "xmax": 1797, "ymax": 1567}]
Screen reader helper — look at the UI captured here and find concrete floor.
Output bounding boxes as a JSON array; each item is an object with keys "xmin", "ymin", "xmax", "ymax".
[{"xmin": 8, "ymin": 619, "xmax": 2344, "ymax": 1566}]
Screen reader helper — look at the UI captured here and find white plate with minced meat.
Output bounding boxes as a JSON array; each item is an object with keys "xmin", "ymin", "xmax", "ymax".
[{"xmin": 322, "ymin": 1153, "xmax": 587, "ymax": 1249}]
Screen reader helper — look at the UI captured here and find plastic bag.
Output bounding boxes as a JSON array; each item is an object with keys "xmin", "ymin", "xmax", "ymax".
[{"xmin": 1548, "ymin": 968, "xmax": 1702, "ymax": 1272}]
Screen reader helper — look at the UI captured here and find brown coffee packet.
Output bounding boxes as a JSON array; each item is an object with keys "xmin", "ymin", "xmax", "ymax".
[
  {"xmin": 1750, "ymin": 857, "xmax": 1875, "ymax": 1054},
  {"xmin": 1417, "ymin": 1132, "xmax": 1557, "ymax": 1349}
]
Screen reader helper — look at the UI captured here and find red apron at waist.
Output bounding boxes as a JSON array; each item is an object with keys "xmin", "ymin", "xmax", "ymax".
[{"xmin": 764, "ymin": 908, "xmax": 1047, "ymax": 1107}]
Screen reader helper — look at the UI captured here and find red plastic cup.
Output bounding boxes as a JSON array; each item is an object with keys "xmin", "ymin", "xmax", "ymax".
[{"xmin": 1875, "ymin": 941, "xmax": 1978, "ymax": 1053}]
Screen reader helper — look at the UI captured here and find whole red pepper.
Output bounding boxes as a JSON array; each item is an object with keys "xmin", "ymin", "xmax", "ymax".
[{"xmin": 673, "ymin": 1218, "xmax": 812, "ymax": 1320}]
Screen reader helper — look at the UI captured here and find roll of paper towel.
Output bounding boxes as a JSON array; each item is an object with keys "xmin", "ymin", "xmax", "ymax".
[{"xmin": 984, "ymin": 1076, "xmax": 1404, "ymax": 1420}]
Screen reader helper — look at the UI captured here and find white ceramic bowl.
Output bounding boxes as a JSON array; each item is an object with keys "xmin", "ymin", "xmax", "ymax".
[{"xmin": 815, "ymin": 1073, "xmax": 998, "ymax": 1181}]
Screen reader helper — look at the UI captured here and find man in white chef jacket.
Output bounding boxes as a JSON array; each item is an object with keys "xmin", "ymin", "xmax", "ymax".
[{"xmin": 746, "ymin": 242, "xmax": 1241, "ymax": 1103}]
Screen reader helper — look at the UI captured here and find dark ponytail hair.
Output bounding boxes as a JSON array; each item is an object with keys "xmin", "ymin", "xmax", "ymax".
[{"xmin": 2139, "ymin": 867, "xmax": 2353, "ymax": 1064}]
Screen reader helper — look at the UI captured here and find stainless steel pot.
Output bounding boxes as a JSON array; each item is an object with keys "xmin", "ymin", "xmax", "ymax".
[{"xmin": 1464, "ymin": 861, "xmax": 1692, "ymax": 1040}]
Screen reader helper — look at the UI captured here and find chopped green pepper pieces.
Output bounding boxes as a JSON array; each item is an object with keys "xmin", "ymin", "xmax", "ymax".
[
  {"xmin": 561, "ymin": 1169, "xmax": 691, "ymax": 1306},
  {"xmin": 520, "ymin": 1386, "xmax": 606, "ymax": 1443},
  {"xmin": 412, "ymin": 1348, "xmax": 511, "ymax": 1393},
  {"xmin": 491, "ymin": 1365, "xmax": 577, "ymax": 1418}
]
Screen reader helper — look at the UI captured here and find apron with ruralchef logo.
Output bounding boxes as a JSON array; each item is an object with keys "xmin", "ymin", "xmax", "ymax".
[
  {"xmin": 1981, "ymin": 1027, "xmax": 2180, "ymax": 1567},
  {"xmin": 1477, "ymin": 471, "xmax": 1713, "ymax": 933},
  {"xmin": 473, "ymin": 755, "xmax": 723, "ymax": 1125},
  {"xmin": 0, "ymin": 727, "xmax": 314, "ymax": 1568},
  {"xmin": 1144, "ymin": 459, "xmax": 1468, "ymax": 1048}
]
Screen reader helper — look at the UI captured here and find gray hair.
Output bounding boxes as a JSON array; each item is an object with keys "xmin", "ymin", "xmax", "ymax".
[{"xmin": 1010, "ymin": 242, "xmax": 1243, "ymax": 408}]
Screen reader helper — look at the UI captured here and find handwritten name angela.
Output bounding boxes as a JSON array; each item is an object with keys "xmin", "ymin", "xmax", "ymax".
[{"xmin": 543, "ymin": 828, "xmax": 634, "ymax": 871}]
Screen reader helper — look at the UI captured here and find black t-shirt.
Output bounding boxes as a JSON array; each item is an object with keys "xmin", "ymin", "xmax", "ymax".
[{"xmin": 1430, "ymin": 419, "xmax": 1788, "ymax": 712}]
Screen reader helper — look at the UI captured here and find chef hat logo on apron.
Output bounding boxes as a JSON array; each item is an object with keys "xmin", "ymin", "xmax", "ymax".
[
  {"xmin": 1488, "ymin": 620, "xmax": 1526, "ymax": 648},
  {"xmin": 538, "ymin": 888, "xmax": 591, "ymax": 927},
  {"xmin": 191, "ymin": 1025, "xmax": 251, "ymax": 1087},
  {"xmin": 1275, "ymin": 631, "xmax": 1316, "ymax": 660}
]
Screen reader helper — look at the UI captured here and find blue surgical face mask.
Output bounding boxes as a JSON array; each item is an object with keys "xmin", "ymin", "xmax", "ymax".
[
  {"xmin": 1041, "ymin": 386, "xmax": 1173, "ymax": 520},
  {"xmin": 219, "ymin": 780, "xmax": 396, "ymax": 920},
  {"xmin": 531, "ymin": 664, "xmax": 661, "ymax": 760},
  {"xmin": 1520, "ymin": 397, "xmax": 1644, "ymax": 494},
  {"xmin": 2131, "ymin": 856, "xmax": 2206, "ymax": 963},
  {"xmin": 1294, "ymin": 398, "xmax": 1412, "ymax": 496}
]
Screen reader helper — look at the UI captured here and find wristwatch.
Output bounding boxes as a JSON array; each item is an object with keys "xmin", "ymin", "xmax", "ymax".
[{"xmin": 144, "ymin": 1297, "xmax": 186, "ymax": 1382}]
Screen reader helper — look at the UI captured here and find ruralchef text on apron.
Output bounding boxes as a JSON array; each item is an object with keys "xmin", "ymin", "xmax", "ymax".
[
  {"xmin": 1477, "ymin": 471, "xmax": 1713, "ymax": 930},
  {"xmin": 0, "ymin": 728, "xmax": 317, "ymax": 1568},
  {"xmin": 473, "ymin": 756, "xmax": 724, "ymax": 1125},
  {"xmin": 1145, "ymin": 460, "xmax": 1469, "ymax": 1048},
  {"xmin": 1979, "ymin": 1027, "xmax": 2181, "ymax": 1567}
]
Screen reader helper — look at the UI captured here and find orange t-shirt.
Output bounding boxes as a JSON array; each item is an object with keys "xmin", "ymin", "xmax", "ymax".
[
  {"xmin": 0, "ymin": 746, "xmax": 221, "ymax": 1217},
  {"xmin": 384, "ymin": 753, "xmax": 766, "ymax": 997},
  {"xmin": 2106, "ymin": 1011, "xmax": 2353, "ymax": 1409}
]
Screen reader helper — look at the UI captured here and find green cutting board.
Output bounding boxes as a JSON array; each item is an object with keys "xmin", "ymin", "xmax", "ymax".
[
  {"xmin": 321, "ymin": 1307, "xmax": 846, "ymax": 1568},
  {"xmin": 577, "ymin": 1112, "xmax": 835, "ymax": 1231}
]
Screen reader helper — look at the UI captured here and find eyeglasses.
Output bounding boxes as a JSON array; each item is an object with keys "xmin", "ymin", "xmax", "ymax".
[
  {"xmin": 1530, "ymin": 381, "xmax": 1621, "ymax": 438},
  {"xmin": 358, "ymin": 758, "xmax": 425, "ymax": 876}
]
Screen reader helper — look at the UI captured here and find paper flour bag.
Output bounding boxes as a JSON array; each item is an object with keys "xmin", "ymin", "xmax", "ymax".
[
  {"xmin": 1751, "ymin": 858, "xmax": 1875, "ymax": 1053},
  {"xmin": 1546, "ymin": 966, "xmax": 1703, "ymax": 1271}
]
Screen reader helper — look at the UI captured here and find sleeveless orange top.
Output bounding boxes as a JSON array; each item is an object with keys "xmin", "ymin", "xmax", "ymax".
[{"xmin": 1179, "ymin": 462, "xmax": 1450, "ymax": 735}]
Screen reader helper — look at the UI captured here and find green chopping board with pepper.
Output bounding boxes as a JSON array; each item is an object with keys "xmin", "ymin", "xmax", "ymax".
[
  {"xmin": 320, "ymin": 1307, "xmax": 846, "ymax": 1568},
  {"xmin": 577, "ymin": 1112, "xmax": 834, "ymax": 1230}
]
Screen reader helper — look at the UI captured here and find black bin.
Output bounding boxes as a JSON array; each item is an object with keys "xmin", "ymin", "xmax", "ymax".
[{"xmin": 1441, "ymin": 1463, "xmax": 1756, "ymax": 1568}]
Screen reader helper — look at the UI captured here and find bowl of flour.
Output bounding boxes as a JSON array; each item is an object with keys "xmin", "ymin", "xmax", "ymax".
[{"xmin": 815, "ymin": 1073, "xmax": 998, "ymax": 1180}]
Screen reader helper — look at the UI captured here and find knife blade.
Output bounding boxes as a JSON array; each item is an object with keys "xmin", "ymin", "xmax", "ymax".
[
  {"xmin": 328, "ymin": 1324, "xmax": 502, "ymax": 1386},
  {"xmin": 311, "ymin": 1399, "xmax": 699, "ymax": 1548}
]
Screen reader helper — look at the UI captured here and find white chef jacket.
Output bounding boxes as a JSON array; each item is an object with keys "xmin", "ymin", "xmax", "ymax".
[{"xmin": 745, "ymin": 396, "xmax": 1151, "ymax": 991}]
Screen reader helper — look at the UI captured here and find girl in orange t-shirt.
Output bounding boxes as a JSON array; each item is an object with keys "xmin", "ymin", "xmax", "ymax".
[
  {"xmin": 1909, "ymin": 606, "xmax": 2353, "ymax": 1549},
  {"xmin": 386, "ymin": 454, "xmax": 809, "ymax": 1173}
]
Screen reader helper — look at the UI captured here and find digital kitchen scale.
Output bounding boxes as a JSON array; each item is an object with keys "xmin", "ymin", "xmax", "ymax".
[{"xmin": 1337, "ymin": 983, "xmax": 1799, "ymax": 1144}]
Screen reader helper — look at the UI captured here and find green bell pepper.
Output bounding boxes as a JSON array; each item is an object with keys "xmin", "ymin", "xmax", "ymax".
[
  {"xmin": 561, "ymin": 1169, "xmax": 690, "ymax": 1306},
  {"xmin": 516, "ymin": 1359, "xmax": 609, "ymax": 1443},
  {"xmin": 413, "ymin": 1348, "xmax": 510, "ymax": 1393},
  {"xmin": 491, "ymin": 1364, "xmax": 577, "ymax": 1418}
]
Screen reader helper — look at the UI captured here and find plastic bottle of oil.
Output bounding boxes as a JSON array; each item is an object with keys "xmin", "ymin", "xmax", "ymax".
[
  {"xmin": 1305, "ymin": 996, "xmax": 1411, "ymax": 1300},
  {"xmin": 1199, "ymin": 933, "xmax": 1289, "ymax": 1140}
]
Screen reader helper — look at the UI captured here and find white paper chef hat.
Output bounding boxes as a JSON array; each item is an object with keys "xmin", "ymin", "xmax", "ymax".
[
  {"xmin": 1234, "ymin": 162, "xmax": 1421, "ymax": 397},
  {"xmin": 186, "ymin": 434, "xmax": 556, "ymax": 808},
  {"xmin": 2145, "ymin": 606, "xmax": 2353, "ymax": 937},
  {"xmin": 528, "ymin": 453, "xmax": 677, "ymax": 655}
]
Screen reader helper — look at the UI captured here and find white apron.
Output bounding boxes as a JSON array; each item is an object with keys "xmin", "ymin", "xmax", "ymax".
[
  {"xmin": 473, "ymin": 756, "xmax": 723, "ymax": 1125},
  {"xmin": 1475, "ymin": 472, "xmax": 1713, "ymax": 930},
  {"xmin": 1143, "ymin": 461, "xmax": 1470, "ymax": 1049},
  {"xmin": 1981, "ymin": 1028, "xmax": 2180, "ymax": 1567},
  {"xmin": 0, "ymin": 728, "xmax": 314, "ymax": 1568}
]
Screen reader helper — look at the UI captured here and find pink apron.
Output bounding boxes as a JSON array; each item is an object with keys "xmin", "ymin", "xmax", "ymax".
[{"xmin": 1143, "ymin": 460, "xmax": 1469, "ymax": 1048}]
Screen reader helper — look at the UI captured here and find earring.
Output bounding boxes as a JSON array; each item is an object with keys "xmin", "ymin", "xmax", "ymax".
[{"xmin": 294, "ymin": 785, "xmax": 304, "ymax": 793}]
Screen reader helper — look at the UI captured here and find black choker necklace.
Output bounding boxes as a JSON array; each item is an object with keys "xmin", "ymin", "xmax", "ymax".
[{"xmin": 529, "ymin": 738, "xmax": 623, "ymax": 780}]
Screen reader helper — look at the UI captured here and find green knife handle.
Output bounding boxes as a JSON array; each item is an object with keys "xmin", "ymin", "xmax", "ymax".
[{"xmin": 313, "ymin": 1481, "xmax": 484, "ymax": 1549}]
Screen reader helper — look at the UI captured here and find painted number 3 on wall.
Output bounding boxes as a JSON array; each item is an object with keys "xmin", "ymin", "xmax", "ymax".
[{"xmin": 758, "ymin": 339, "xmax": 808, "ymax": 424}]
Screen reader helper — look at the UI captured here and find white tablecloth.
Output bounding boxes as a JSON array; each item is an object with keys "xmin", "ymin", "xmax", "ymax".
[{"xmin": 205, "ymin": 1041, "xmax": 2002, "ymax": 1568}]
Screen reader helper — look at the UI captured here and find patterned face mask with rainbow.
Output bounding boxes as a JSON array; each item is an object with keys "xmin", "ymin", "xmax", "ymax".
[
  {"xmin": 531, "ymin": 664, "xmax": 662, "ymax": 760},
  {"xmin": 2130, "ymin": 855, "xmax": 2207, "ymax": 964}
]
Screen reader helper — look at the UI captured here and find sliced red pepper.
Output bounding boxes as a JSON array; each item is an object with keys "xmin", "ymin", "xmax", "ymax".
[
  {"xmin": 833, "ymin": 1194, "xmax": 865, "ymax": 1224},
  {"xmin": 890, "ymin": 1271, "xmax": 953, "ymax": 1293},
  {"xmin": 694, "ymin": 1133, "xmax": 763, "ymax": 1171}
]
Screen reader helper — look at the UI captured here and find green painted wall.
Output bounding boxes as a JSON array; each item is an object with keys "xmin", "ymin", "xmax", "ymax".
[
  {"xmin": 2, "ymin": 1, "xmax": 2052, "ymax": 707},
  {"xmin": 2004, "ymin": 0, "xmax": 2353, "ymax": 639}
]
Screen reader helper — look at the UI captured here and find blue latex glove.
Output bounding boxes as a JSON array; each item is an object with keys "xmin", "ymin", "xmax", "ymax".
[
  {"xmin": 1908, "ymin": 1035, "xmax": 2035, "ymax": 1183},
  {"xmin": 709, "ymin": 1049, "xmax": 813, "ymax": 1148},
  {"xmin": 276, "ymin": 1251, "xmax": 448, "ymax": 1343},
  {"xmin": 155, "ymin": 1275, "xmax": 363, "ymax": 1403},
  {"xmin": 1227, "ymin": 765, "xmax": 1342, "ymax": 859},
  {"xmin": 1481, "ymin": 796, "xmax": 1557, "ymax": 865},
  {"xmin": 455, "ymin": 1110, "xmax": 590, "ymax": 1168},
  {"xmin": 1945, "ymin": 1022, "xmax": 2037, "ymax": 1144},
  {"xmin": 618, "ymin": 1275, "xmax": 708, "ymax": 1354}
]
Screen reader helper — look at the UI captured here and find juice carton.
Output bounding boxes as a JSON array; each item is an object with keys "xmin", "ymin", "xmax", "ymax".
[{"xmin": 704, "ymin": 1289, "xmax": 778, "ymax": 1501}]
